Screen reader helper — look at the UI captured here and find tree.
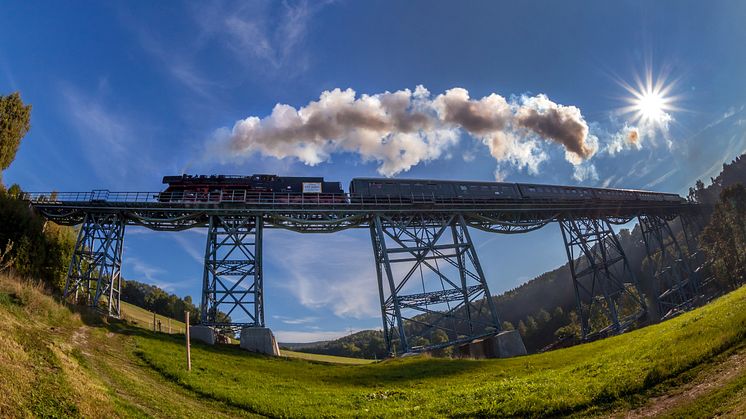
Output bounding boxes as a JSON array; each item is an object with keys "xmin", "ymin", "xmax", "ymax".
[
  {"xmin": 7, "ymin": 183, "xmax": 21, "ymax": 198},
  {"xmin": 700, "ymin": 184, "xmax": 746, "ymax": 289},
  {"xmin": 0, "ymin": 92, "xmax": 31, "ymax": 174}
]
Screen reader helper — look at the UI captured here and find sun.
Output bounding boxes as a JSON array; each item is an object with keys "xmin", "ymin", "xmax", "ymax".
[
  {"xmin": 618, "ymin": 65, "xmax": 678, "ymax": 128},
  {"xmin": 635, "ymin": 90, "xmax": 665, "ymax": 122},
  {"xmin": 629, "ymin": 84, "xmax": 673, "ymax": 125}
]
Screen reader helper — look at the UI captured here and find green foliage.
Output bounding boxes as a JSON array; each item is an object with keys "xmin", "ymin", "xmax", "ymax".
[
  {"xmin": 121, "ymin": 279, "xmax": 212, "ymax": 325},
  {"xmin": 700, "ymin": 184, "xmax": 746, "ymax": 289},
  {"xmin": 293, "ymin": 329, "xmax": 388, "ymax": 359},
  {"xmin": 0, "ymin": 92, "xmax": 31, "ymax": 172},
  {"xmin": 0, "ymin": 189, "xmax": 75, "ymax": 292},
  {"xmin": 7, "ymin": 183, "xmax": 21, "ymax": 198}
]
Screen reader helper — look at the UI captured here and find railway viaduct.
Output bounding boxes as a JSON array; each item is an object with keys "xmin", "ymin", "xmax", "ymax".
[{"xmin": 24, "ymin": 189, "xmax": 703, "ymax": 355}]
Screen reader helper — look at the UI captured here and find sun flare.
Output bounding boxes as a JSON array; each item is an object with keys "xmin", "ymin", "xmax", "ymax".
[{"xmin": 619, "ymin": 66, "xmax": 678, "ymax": 128}]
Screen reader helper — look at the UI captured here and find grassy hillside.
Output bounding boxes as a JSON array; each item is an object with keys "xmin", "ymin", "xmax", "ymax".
[
  {"xmin": 120, "ymin": 301, "xmax": 186, "ymax": 334},
  {"xmin": 1, "ymin": 271, "xmax": 745, "ymax": 417},
  {"xmin": 118, "ymin": 300, "xmax": 368, "ymax": 364}
]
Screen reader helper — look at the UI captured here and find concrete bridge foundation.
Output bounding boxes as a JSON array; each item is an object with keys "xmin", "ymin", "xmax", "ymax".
[{"xmin": 240, "ymin": 327, "xmax": 280, "ymax": 356}]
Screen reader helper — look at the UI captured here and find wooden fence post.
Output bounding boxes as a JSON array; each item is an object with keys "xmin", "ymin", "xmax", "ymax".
[{"xmin": 185, "ymin": 311, "xmax": 191, "ymax": 372}]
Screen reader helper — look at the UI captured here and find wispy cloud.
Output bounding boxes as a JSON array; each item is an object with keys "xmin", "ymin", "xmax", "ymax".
[
  {"xmin": 275, "ymin": 328, "xmax": 367, "ymax": 343},
  {"xmin": 125, "ymin": 256, "xmax": 165, "ymax": 281},
  {"xmin": 59, "ymin": 83, "xmax": 158, "ymax": 187},
  {"xmin": 273, "ymin": 315, "xmax": 319, "ymax": 325},
  {"xmin": 642, "ymin": 167, "xmax": 678, "ymax": 189},
  {"xmin": 267, "ymin": 230, "xmax": 380, "ymax": 319},
  {"xmin": 125, "ymin": 0, "xmax": 325, "ymax": 99},
  {"xmin": 192, "ymin": 0, "xmax": 325, "ymax": 76},
  {"xmin": 171, "ymin": 232, "xmax": 206, "ymax": 265}
]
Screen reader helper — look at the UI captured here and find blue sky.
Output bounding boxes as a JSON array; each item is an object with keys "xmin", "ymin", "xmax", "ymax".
[{"xmin": 2, "ymin": 1, "xmax": 746, "ymax": 342}]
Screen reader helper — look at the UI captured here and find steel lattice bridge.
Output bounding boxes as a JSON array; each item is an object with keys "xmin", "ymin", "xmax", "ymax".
[{"xmin": 24, "ymin": 189, "xmax": 703, "ymax": 355}]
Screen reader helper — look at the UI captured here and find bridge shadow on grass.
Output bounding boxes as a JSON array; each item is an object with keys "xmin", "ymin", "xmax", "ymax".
[{"xmin": 62, "ymin": 303, "xmax": 493, "ymax": 385}]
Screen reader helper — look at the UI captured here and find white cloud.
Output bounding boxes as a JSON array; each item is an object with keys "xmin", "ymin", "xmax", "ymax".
[
  {"xmin": 214, "ymin": 85, "xmax": 598, "ymax": 177},
  {"xmin": 572, "ymin": 162, "xmax": 599, "ymax": 183}
]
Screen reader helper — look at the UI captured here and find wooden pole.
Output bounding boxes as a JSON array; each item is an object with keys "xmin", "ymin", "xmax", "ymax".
[
  {"xmin": 168, "ymin": 318, "xmax": 171, "ymax": 334},
  {"xmin": 153, "ymin": 311, "xmax": 156, "ymax": 332},
  {"xmin": 185, "ymin": 311, "xmax": 191, "ymax": 372}
]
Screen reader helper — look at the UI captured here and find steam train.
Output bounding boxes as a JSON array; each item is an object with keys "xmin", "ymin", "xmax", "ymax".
[
  {"xmin": 159, "ymin": 174, "xmax": 344, "ymax": 202},
  {"xmin": 158, "ymin": 174, "xmax": 685, "ymax": 204}
]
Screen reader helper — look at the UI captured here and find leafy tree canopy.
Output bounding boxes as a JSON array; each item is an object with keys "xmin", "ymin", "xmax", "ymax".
[{"xmin": 0, "ymin": 92, "xmax": 32, "ymax": 172}]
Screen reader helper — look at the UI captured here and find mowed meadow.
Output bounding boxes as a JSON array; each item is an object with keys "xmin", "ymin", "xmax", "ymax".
[{"xmin": 1, "ymin": 271, "xmax": 745, "ymax": 417}]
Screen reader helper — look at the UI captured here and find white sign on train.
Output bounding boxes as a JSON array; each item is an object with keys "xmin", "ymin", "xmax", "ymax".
[{"xmin": 302, "ymin": 182, "xmax": 322, "ymax": 193}]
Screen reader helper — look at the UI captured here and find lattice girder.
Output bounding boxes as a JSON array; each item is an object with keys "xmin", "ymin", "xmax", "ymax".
[
  {"xmin": 559, "ymin": 217, "xmax": 647, "ymax": 338},
  {"xmin": 201, "ymin": 215, "xmax": 263, "ymax": 328},
  {"xmin": 370, "ymin": 213, "xmax": 501, "ymax": 355},
  {"xmin": 63, "ymin": 213, "xmax": 125, "ymax": 318},
  {"xmin": 638, "ymin": 215, "xmax": 697, "ymax": 318}
]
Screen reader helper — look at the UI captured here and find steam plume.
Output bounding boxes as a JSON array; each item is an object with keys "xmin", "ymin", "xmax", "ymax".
[{"xmin": 220, "ymin": 85, "xmax": 597, "ymax": 176}]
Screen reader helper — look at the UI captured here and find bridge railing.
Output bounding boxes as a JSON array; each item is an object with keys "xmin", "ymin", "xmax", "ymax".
[{"xmin": 21, "ymin": 190, "xmax": 689, "ymax": 209}]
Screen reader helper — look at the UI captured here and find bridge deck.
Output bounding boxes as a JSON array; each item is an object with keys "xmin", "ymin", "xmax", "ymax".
[{"xmin": 23, "ymin": 191, "xmax": 696, "ymax": 233}]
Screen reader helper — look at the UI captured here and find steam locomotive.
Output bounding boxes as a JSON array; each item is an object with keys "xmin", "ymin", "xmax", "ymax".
[
  {"xmin": 158, "ymin": 174, "xmax": 685, "ymax": 204},
  {"xmin": 159, "ymin": 174, "xmax": 344, "ymax": 203}
]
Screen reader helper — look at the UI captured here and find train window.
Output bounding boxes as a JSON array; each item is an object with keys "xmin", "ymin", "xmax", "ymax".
[
  {"xmin": 370, "ymin": 182, "xmax": 383, "ymax": 189},
  {"xmin": 459, "ymin": 185, "xmax": 467, "ymax": 191},
  {"xmin": 528, "ymin": 187, "xmax": 536, "ymax": 192}
]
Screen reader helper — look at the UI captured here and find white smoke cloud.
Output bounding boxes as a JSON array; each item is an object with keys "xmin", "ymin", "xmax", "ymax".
[
  {"xmin": 218, "ymin": 85, "xmax": 599, "ymax": 176},
  {"xmin": 606, "ymin": 124, "xmax": 643, "ymax": 155}
]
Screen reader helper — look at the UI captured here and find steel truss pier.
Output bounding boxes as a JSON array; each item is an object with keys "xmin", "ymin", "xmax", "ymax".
[
  {"xmin": 63, "ymin": 213, "xmax": 125, "ymax": 317},
  {"xmin": 201, "ymin": 215, "xmax": 264, "ymax": 328},
  {"xmin": 370, "ymin": 213, "xmax": 501, "ymax": 355},
  {"xmin": 638, "ymin": 214, "xmax": 698, "ymax": 318},
  {"xmin": 559, "ymin": 217, "xmax": 647, "ymax": 338}
]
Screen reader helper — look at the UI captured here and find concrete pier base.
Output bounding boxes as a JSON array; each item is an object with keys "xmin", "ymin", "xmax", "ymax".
[
  {"xmin": 189, "ymin": 326, "xmax": 215, "ymax": 345},
  {"xmin": 240, "ymin": 327, "xmax": 280, "ymax": 356},
  {"xmin": 457, "ymin": 330, "xmax": 527, "ymax": 359}
]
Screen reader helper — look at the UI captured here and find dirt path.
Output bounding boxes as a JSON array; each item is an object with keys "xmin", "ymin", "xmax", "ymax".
[{"xmin": 623, "ymin": 346, "xmax": 746, "ymax": 418}]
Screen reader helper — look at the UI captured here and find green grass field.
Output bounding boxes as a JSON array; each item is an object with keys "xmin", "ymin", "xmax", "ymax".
[
  {"xmin": 120, "ymin": 301, "xmax": 187, "ymax": 334},
  {"xmin": 1, "ymin": 272, "xmax": 745, "ymax": 417},
  {"xmin": 134, "ymin": 284, "xmax": 746, "ymax": 417},
  {"xmin": 118, "ymin": 301, "xmax": 369, "ymax": 364}
]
